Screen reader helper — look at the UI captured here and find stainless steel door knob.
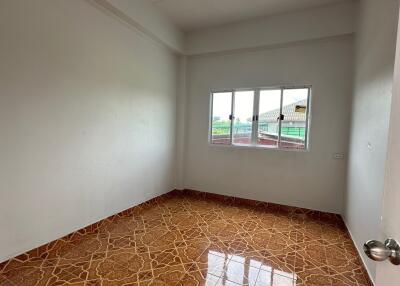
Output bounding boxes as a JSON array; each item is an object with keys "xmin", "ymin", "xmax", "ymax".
[{"xmin": 364, "ymin": 239, "xmax": 400, "ymax": 265}]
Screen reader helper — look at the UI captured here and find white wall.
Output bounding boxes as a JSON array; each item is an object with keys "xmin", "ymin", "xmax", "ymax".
[
  {"xmin": 0, "ymin": 0, "xmax": 179, "ymax": 262},
  {"xmin": 183, "ymin": 36, "xmax": 355, "ymax": 213},
  {"xmin": 175, "ymin": 56, "xmax": 188, "ymax": 190},
  {"xmin": 106, "ymin": 0, "xmax": 185, "ymax": 53},
  {"xmin": 186, "ymin": 1, "xmax": 357, "ymax": 56},
  {"xmin": 344, "ymin": 0, "xmax": 398, "ymax": 281}
]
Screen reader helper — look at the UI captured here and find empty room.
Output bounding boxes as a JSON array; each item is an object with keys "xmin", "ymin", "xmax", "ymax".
[{"xmin": 1, "ymin": 0, "xmax": 400, "ymax": 285}]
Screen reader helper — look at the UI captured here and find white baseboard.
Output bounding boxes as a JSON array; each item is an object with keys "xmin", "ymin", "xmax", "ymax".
[{"xmin": 343, "ymin": 219, "xmax": 375, "ymax": 286}]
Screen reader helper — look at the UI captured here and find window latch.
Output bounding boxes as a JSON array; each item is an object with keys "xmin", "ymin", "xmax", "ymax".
[
  {"xmin": 277, "ymin": 114, "xmax": 284, "ymax": 121},
  {"xmin": 229, "ymin": 114, "xmax": 235, "ymax": 120}
]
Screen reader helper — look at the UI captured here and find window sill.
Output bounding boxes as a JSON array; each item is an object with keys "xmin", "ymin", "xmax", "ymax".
[{"xmin": 208, "ymin": 143, "xmax": 310, "ymax": 152}]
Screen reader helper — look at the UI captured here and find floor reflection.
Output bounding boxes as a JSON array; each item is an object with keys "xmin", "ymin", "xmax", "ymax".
[{"xmin": 205, "ymin": 251, "xmax": 297, "ymax": 286}]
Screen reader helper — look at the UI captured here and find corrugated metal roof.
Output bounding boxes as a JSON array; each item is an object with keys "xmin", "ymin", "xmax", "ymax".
[{"xmin": 260, "ymin": 100, "xmax": 307, "ymax": 122}]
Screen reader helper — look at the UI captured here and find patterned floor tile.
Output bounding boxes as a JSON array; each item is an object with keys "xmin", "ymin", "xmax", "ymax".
[{"xmin": 0, "ymin": 191, "xmax": 371, "ymax": 285}]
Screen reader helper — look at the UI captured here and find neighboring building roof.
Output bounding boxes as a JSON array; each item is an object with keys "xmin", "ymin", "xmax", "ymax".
[{"xmin": 259, "ymin": 99, "xmax": 307, "ymax": 122}]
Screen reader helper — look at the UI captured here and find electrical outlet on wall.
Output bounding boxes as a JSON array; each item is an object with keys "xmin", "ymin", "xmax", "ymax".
[{"xmin": 333, "ymin": 153, "xmax": 345, "ymax": 159}]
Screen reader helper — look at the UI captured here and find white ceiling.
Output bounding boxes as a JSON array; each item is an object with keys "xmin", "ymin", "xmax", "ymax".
[{"xmin": 151, "ymin": 0, "xmax": 352, "ymax": 31}]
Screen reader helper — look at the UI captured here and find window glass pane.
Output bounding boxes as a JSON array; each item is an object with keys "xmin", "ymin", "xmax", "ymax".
[
  {"xmin": 258, "ymin": 89, "xmax": 281, "ymax": 148},
  {"xmin": 211, "ymin": 92, "xmax": 232, "ymax": 145},
  {"xmin": 233, "ymin": 91, "xmax": 254, "ymax": 145},
  {"xmin": 280, "ymin": 88, "xmax": 309, "ymax": 149}
]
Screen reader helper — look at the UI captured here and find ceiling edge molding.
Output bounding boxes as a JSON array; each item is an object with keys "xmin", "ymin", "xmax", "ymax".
[
  {"xmin": 188, "ymin": 33, "xmax": 355, "ymax": 59},
  {"xmin": 84, "ymin": 0, "xmax": 354, "ymax": 57},
  {"xmin": 85, "ymin": 0, "xmax": 184, "ymax": 55}
]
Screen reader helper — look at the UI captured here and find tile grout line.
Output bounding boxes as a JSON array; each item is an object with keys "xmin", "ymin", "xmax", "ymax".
[{"xmin": 1, "ymin": 189, "xmax": 372, "ymax": 285}]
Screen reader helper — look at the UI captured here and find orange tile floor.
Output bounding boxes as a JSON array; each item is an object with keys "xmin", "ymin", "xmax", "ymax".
[{"xmin": 0, "ymin": 193, "xmax": 371, "ymax": 286}]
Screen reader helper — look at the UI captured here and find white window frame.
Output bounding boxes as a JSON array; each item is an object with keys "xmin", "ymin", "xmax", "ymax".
[{"xmin": 209, "ymin": 85, "xmax": 312, "ymax": 151}]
